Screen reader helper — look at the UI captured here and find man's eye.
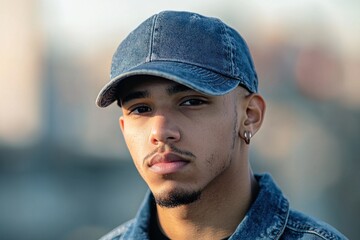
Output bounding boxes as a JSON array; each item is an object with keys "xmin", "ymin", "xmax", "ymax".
[
  {"xmin": 180, "ymin": 99, "xmax": 205, "ymax": 106},
  {"xmin": 130, "ymin": 106, "xmax": 152, "ymax": 114}
]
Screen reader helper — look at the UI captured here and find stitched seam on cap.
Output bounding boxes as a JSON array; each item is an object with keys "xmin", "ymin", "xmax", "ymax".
[
  {"xmin": 147, "ymin": 59, "xmax": 241, "ymax": 81},
  {"xmin": 218, "ymin": 19, "xmax": 234, "ymax": 77},
  {"xmin": 148, "ymin": 14, "xmax": 158, "ymax": 62}
]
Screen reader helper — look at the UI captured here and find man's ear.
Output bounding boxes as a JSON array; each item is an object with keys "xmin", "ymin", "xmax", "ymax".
[
  {"xmin": 242, "ymin": 94, "xmax": 266, "ymax": 136},
  {"xmin": 119, "ymin": 116, "xmax": 125, "ymax": 133}
]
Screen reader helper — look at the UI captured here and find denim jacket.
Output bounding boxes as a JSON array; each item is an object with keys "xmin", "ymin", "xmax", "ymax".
[{"xmin": 99, "ymin": 173, "xmax": 347, "ymax": 240}]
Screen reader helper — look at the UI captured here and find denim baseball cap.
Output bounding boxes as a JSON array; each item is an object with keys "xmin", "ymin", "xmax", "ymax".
[{"xmin": 96, "ymin": 10, "xmax": 258, "ymax": 107}]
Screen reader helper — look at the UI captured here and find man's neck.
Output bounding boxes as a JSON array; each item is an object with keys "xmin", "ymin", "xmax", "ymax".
[{"xmin": 156, "ymin": 167, "xmax": 259, "ymax": 240}]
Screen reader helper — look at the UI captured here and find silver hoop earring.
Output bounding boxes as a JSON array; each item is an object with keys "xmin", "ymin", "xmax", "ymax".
[{"xmin": 244, "ymin": 131, "xmax": 252, "ymax": 145}]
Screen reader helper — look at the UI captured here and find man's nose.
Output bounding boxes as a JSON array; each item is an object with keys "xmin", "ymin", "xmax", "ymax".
[{"xmin": 149, "ymin": 114, "xmax": 181, "ymax": 145}]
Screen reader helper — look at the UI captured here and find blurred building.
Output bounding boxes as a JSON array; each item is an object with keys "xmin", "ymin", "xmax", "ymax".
[{"xmin": 0, "ymin": 0, "xmax": 359, "ymax": 239}]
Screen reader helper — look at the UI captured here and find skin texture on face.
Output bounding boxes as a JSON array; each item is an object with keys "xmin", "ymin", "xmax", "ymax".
[
  {"xmin": 118, "ymin": 76, "xmax": 266, "ymax": 239},
  {"xmin": 119, "ymin": 77, "xmax": 247, "ymax": 208}
]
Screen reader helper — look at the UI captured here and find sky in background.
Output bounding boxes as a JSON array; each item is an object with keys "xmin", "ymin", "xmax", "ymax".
[{"xmin": 39, "ymin": 0, "xmax": 360, "ymax": 54}]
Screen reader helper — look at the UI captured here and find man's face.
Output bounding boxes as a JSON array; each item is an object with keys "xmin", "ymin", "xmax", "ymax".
[{"xmin": 119, "ymin": 77, "xmax": 245, "ymax": 208}]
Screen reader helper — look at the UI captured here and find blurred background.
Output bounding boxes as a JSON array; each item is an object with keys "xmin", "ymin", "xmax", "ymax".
[{"xmin": 0, "ymin": 0, "xmax": 359, "ymax": 239}]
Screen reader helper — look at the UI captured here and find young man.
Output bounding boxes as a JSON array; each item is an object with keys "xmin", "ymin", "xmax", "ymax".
[{"xmin": 96, "ymin": 11, "xmax": 346, "ymax": 240}]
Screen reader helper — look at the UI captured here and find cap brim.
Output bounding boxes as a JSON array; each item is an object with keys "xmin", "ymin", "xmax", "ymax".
[{"xmin": 96, "ymin": 61, "xmax": 240, "ymax": 107}]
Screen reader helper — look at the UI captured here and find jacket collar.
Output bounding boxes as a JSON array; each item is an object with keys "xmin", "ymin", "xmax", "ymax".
[{"xmin": 229, "ymin": 173, "xmax": 290, "ymax": 239}]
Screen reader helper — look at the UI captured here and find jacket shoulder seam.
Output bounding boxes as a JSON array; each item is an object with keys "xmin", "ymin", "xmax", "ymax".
[
  {"xmin": 286, "ymin": 225, "xmax": 334, "ymax": 239},
  {"xmin": 286, "ymin": 220, "xmax": 343, "ymax": 240}
]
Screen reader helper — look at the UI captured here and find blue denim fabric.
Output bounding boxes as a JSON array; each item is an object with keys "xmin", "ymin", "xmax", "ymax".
[{"xmin": 99, "ymin": 174, "xmax": 347, "ymax": 240}]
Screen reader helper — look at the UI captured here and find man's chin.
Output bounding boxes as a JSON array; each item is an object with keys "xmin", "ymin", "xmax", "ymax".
[{"xmin": 153, "ymin": 189, "xmax": 202, "ymax": 208}]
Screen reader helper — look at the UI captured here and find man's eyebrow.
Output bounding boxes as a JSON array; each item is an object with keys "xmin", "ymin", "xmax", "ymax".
[
  {"xmin": 166, "ymin": 84, "xmax": 193, "ymax": 95},
  {"xmin": 120, "ymin": 90, "xmax": 149, "ymax": 105}
]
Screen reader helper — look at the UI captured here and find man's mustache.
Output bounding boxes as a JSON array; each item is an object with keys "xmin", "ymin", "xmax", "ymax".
[{"xmin": 143, "ymin": 144, "xmax": 196, "ymax": 163}]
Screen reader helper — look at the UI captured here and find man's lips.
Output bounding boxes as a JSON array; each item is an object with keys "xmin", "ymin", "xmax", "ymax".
[{"xmin": 147, "ymin": 153, "xmax": 190, "ymax": 175}]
